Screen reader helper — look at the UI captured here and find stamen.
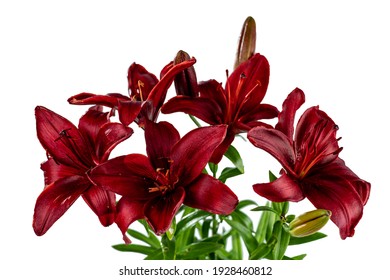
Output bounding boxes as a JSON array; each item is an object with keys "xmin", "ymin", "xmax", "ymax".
[{"xmin": 138, "ymin": 80, "xmax": 145, "ymax": 101}]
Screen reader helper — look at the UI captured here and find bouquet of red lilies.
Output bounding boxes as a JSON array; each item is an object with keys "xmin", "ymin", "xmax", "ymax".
[{"xmin": 32, "ymin": 17, "xmax": 370, "ymax": 260}]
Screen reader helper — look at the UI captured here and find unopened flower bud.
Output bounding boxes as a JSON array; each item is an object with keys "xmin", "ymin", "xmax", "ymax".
[
  {"xmin": 289, "ymin": 209, "xmax": 331, "ymax": 237},
  {"xmin": 234, "ymin": 16, "xmax": 256, "ymax": 70},
  {"xmin": 173, "ymin": 50, "xmax": 198, "ymax": 97}
]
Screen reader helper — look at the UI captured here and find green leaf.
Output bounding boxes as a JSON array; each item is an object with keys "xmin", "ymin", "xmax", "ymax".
[
  {"xmin": 251, "ymin": 205, "xmax": 280, "ymax": 215},
  {"xmin": 224, "ymin": 218, "xmax": 258, "ymax": 254},
  {"xmin": 218, "ymin": 167, "xmax": 243, "ymax": 183},
  {"xmin": 161, "ymin": 234, "xmax": 176, "ymax": 260},
  {"xmin": 144, "ymin": 248, "xmax": 164, "ymax": 260},
  {"xmin": 231, "ymin": 231, "xmax": 243, "ymax": 260},
  {"xmin": 224, "ymin": 145, "xmax": 244, "ymax": 173},
  {"xmin": 231, "ymin": 210, "xmax": 254, "ymax": 232},
  {"xmin": 283, "ymin": 254, "xmax": 307, "ymax": 260},
  {"xmin": 126, "ymin": 229, "xmax": 160, "ymax": 249},
  {"xmin": 201, "ymin": 219, "xmax": 213, "ymax": 239},
  {"xmin": 236, "ymin": 199, "xmax": 258, "ymax": 209},
  {"xmin": 250, "ymin": 237, "xmax": 277, "ymax": 260},
  {"xmin": 289, "ymin": 232, "xmax": 327, "ymax": 245},
  {"xmin": 112, "ymin": 244, "xmax": 156, "ymax": 255},
  {"xmin": 177, "ymin": 242, "xmax": 223, "ymax": 260},
  {"xmin": 175, "ymin": 210, "xmax": 211, "ymax": 236},
  {"xmin": 271, "ymin": 220, "xmax": 290, "ymax": 260}
]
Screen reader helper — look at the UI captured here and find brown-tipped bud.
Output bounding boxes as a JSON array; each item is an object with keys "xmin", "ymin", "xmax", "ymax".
[
  {"xmin": 234, "ymin": 16, "xmax": 256, "ymax": 70},
  {"xmin": 289, "ymin": 209, "xmax": 331, "ymax": 238},
  {"xmin": 173, "ymin": 50, "xmax": 198, "ymax": 97}
]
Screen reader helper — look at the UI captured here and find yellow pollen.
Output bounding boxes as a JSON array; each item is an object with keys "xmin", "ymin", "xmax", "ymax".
[{"xmin": 138, "ymin": 80, "xmax": 145, "ymax": 101}]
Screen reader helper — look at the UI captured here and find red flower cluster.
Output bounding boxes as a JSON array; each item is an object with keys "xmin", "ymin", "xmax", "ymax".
[{"xmin": 33, "ymin": 48, "xmax": 370, "ymax": 242}]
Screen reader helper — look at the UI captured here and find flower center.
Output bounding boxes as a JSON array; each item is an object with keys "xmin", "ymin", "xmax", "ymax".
[{"xmin": 148, "ymin": 168, "xmax": 175, "ymax": 195}]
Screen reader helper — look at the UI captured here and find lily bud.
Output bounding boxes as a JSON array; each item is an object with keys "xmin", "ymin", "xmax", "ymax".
[
  {"xmin": 234, "ymin": 16, "xmax": 256, "ymax": 70},
  {"xmin": 173, "ymin": 50, "xmax": 198, "ymax": 97},
  {"xmin": 289, "ymin": 209, "xmax": 331, "ymax": 237}
]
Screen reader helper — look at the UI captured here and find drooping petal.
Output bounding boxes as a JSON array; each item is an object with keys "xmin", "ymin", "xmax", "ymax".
[
  {"xmin": 170, "ymin": 125, "xmax": 227, "ymax": 186},
  {"xmin": 253, "ymin": 172, "xmax": 305, "ymax": 202},
  {"xmin": 238, "ymin": 103, "xmax": 279, "ymax": 126},
  {"xmin": 82, "ymin": 185, "xmax": 116, "ymax": 226},
  {"xmin": 198, "ymin": 79, "xmax": 227, "ymax": 114},
  {"xmin": 33, "ymin": 175, "xmax": 91, "ymax": 236},
  {"xmin": 144, "ymin": 187, "xmax": 185, "ymax": 235},
  {"xmin": 303, "ymin": 164, "xmax": 366, "ymax": 239},
  {"xmin": 145, "ymin": 58, "xmax": 196, "ymax": 122},
  {"xmin": 275, "ymin": 88, "xmax": 305, "ymax": 140},
  {"xmin": 68, "ymin": 92, "xmax": 129, "ymax": 108},
  {"xmin": 144, "ymin": 121, "xmax": 180, "ymax": 170},
  {"xmin": 88, "ymin": 154, "xmax": 158, "ymax": 199},
  {"xmin": 161, "ymin": 96, "xmax": 224, "ymax": 125},
  {"xmin": 184, "ymin": 173, "xmax": 238, "ymax": 214},
  {"xmin": 94, "ymin": 122, "xmax": 133, "ymax": 163},
  {"xmin": 128, "ymin": 63, "xmax": 159, "ymax": 100},
  {"xmin": 209, "ymin": 128, "xmax": 235, "ymax": 164},
  {"xmin": 41, "ymin": 158, "xmax": 81, "ymax": 186},
  {"xmin": 115, "ymin": 197, "xmax": 145, "ymax": 244},
  {"xmin": 35, "ymin": 106, "xmax": 93, "ymax": 169},
  {"xmin": 248, "ymin": 127, "xmax": 296, "ymax": 175}
]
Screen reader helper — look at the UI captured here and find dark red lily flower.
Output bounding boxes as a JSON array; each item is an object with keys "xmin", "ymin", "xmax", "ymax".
[
  {"xmin": 33, "ymin": 106, "xmax": 133, "ymax": 236},
  {"xmin": 88, "ymin": 122, "xmax": 238, "ymax": 243},
  {"xmin": 161, "ymin": 53, "xmax": 279, "ymax": 163},
  {"xmin": 67, "ymin": 58, "xmax": 196, "ymax": 127},
  {"xmin": 247, "ymin": 88, "xmax": 371, "ymax": 239}
]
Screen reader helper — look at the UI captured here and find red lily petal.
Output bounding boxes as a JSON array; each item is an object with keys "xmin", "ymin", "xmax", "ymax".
[
  {"xmin": 144, "ymin": 121, "xmax": 180, "ymax": 170},
  {"xmin": 171, "ymin": 125, "xmax": 227, "ymax": 186},
  {"xmin": 209, "ymin": 128, "xmax": 236, "ymax": 164},
  {"xmin": 228, "ymin": 53, "xmax": 270, "ymax": 112},
  {"xmin": 78, "ymin": 106, "xmax": 110, "ymax": 153},
  {"xmin": 128, "ymin": 62, "xmax": 159, "ymax": 100},
  {"xmin": 82, "ymin": 185, "xmax": 116, "ymax": 226},
  {"xmin": 33, "ymin": 175, "xmax": 91, "ymax": 236},
  {"xmin": 35, "ymin": 106, "xmax": 93, "ymax": 169},
  {"xmin": 275, "ymin": 88, "xmax": 305, "ymax": 139},
  {"xmin": 198, "ymin": 79, "xmax": 227, "ymax": 114},
  {"xmin": 295, "ymin": 106, "xmax": 341, "ymax": 168},
  {"xmin": 115, "ymin": 197, "xmax": 145, "ymax": 244},
  {"xmin": 146, "ymin": 58, "xmax": 196, "ymax": 122},
  {"xmin": 248, "ymin": 127, "xmax": 296, "ymax": 175},
  {"xmin": 253, "ymin": 172, "xmax": 305, "ymax": 202},
  {"xmin": 184, "ymin": 173, "xmax": 238, "ymax": 214},
  {"xmin": 238, "ymin": 103, "xmax": 279, "ymax": 125},
  {"xmin": 95, "ymin": 122, "xmax": 133, "ymax": 163},
  {"xmin": 88, "ymin": 154, "xmax": 157, "ymax": 199},
  {"xmin": 161, "ymin": 96, "xmax": 224, "ymax": 125},
  {"xmin": 118, "ymin": 99, "xmax": 143, "ymax": 126},
  {"xmin": 68, "ymin": 92, "xmax": 128, "ymax": 108},
  {"xmin": 303, "ymin": 161, "xmax": 367, "ymax": 239},
  {"xmin": 144, "ymin": 187, "xmax": 185, "ymax": 235},
  {"xmin": 41, "ymin": 158, "xmax": 81, "ymax": 186}
]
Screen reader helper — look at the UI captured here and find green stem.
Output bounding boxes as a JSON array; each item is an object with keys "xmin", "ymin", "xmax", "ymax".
[{"xmin": 189, "ymin": 114, "xmax": 202, "ymax": 127}]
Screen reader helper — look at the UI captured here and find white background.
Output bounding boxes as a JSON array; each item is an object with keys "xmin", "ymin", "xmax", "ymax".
[{"xmin": 1, "ymin": 0, "xmax": 389, "ymax": 279}]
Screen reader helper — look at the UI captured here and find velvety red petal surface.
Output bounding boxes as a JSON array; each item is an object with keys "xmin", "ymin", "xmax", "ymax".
[
  {"xmin": 161, "ymin": 96, "xmax": 224, "ymax": 125},
  {"xmin": 82, "ymin": 185, "xmax": 117, "ymax": 227},
  {"xmin": 248, "ymin": 127, "xmax": 296, "ymax": 175},
  {"xmin": 33, "ymin": 175, "xmax": 91, "ymax": 236},
  {"xmin": 117, "ymin": 100, "xmax": 143, "ymax": 126},
  {"xmin": 115, "ymin": 197, "xmax": 145, "ymax": 244},
  {"xmin": 88, "ymin": 154, "xmax": 157, "ymax": 199},
  {"xmin": 184, "ymin": 173, "xmax": 238, "ymax": 214},
  {"xmin": 95, "ymin": 122, "xmax": 133, "ymax": 163},
  {"xmin": 78, "ymin": 106, "xmax": 110, "ymax": 146},
  {"xmin": 41, "ymin": 158, "xmax": 81, "ymax": 186},
  {"xmin": 144, "ymin": 187, "xmax": 185, "ymax": 235},
  {"xmin": 35, "ymin": 106, "xmax": 93, "ymax": 169},
  {"xmin": 253, "ymin": 172, "xmax": 305, "ymax": 202},
  {"xmin": 144, "ymin": 121, "xmax": 180, "ymax": 170},
  {"xmin": 68, "ymin": 92, "xmax": 128, "ymax": 108},
  {"xmin": 128, "ymin": 62, "xmax": 159, "ymax": 100},
  {"xmin": 170, "ymin": 125, "xmax": 227, "ymax": 186}
]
